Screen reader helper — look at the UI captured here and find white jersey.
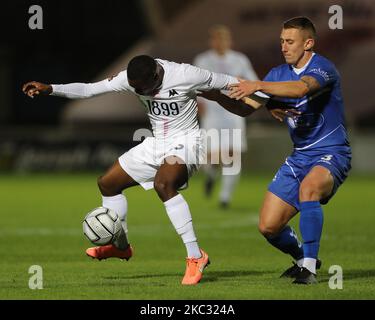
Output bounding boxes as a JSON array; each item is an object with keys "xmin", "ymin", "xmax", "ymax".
[
  {"xmin": 193, "ymin": 50, "xmax": 258, "ymax": 129},
  {"xmin": 51, "ymin": 59, "xmax": 237, "ymax": 140}
]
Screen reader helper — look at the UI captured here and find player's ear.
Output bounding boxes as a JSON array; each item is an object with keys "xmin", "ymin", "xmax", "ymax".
[{"xmin": 304, "ymin": 38, "xmax": 314, "ymax": 51}]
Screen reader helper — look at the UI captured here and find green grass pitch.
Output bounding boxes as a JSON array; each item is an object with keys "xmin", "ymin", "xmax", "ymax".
[{"xmin": 0, "ymin": 172, "xmax": 374, "ymax": 299}]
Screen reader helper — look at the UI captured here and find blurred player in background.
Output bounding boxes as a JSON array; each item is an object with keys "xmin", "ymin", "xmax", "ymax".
[
  {"xmin": 193, "ymin": 25, "xmax": 259, "ymax": 209},
  {"xmin": 22, "ymin": 55, "xmax": 259, "ymax": 285},
  {"xmin": 230, "ymin": 17, "xmax": 352, "ymax": 284}
]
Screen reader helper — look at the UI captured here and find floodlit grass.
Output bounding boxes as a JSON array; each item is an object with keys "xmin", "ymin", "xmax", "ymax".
[{"xmin": 0, "ymin": 172, "xmax": 374, "ymax": 299}]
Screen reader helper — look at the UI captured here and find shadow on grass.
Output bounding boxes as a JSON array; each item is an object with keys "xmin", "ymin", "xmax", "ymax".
[
  {"xmin": 337, "ymin": 269, "xmax": 375, "ymax": 281},
  {"xmin": 104, "ymin": 269, "xmax": 274, "ymax": 282},
  {"xmin": 202, "ymin": 270, "xmax": 274, "ymax": 283},
  {"xmin": 309, "ymin": 269, "xmax": 375, "ymax": 284}
]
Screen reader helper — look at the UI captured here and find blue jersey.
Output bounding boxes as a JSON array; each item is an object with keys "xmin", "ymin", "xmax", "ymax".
[{"xmin": 264, "ymin": 53, "xmax": 350, "ymax": 153}]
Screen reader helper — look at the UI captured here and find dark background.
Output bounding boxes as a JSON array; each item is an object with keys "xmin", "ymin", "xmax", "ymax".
[
  {"xmin": 1, "ymin": 0, "xmax": 148, "ymax": 125},
  {"xmin": 0, "ymin": 0, "xmax": 374, "ymax": 173}
]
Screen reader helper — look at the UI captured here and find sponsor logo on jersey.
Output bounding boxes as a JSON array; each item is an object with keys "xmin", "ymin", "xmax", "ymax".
[{"xmin": 310, "ymin": 68, "xmax": 330, "ymax": 82}]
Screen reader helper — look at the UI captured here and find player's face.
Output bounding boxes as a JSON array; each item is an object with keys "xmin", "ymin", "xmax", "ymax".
[
  {"xmin": 209, "ymin": 31, "xmax": 232, "ymax": 54},
  {"xmin": 280, "ymin": 28, "xmax": 309, "ymax": 66},
  {"xmin": 129, "ymin": 63, "xmax": 164, "ymax": 96}
]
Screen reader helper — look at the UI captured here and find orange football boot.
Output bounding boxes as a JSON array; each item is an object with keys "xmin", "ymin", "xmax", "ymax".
[
  {"xmin": 181, "ymin": 249, "xmax": 210, "ymax": 285},
  {"xmin": 86, "ymin": 244, "xmax": 133, "ymax": 261}
]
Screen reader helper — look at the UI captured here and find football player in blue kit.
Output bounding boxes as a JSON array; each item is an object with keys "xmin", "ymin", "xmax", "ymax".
[{"xmin": 229, "ymin": 16, "xmax": 351, "ymax": 284}]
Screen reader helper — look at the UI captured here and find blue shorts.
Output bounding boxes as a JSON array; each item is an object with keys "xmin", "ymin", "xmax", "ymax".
[{"xmin": 268, "ymin": 148, "xmax": 351, "ymax": 211}]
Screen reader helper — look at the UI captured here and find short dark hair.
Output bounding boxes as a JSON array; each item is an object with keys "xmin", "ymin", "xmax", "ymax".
[
  {"xmin": 127, "ymin": 55, "xmax": 157, "ymax": 82},
  {"xmin": 283, "ymin": 16, "xmax": 317, "ymax": 40}
]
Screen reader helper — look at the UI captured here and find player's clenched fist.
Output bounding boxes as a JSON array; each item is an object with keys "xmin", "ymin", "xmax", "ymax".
[{"xmin": 22, "ymin": 81, "xmax": 52, "ymax": 98}]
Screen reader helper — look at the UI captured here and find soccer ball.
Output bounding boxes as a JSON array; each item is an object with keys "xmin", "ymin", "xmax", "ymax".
[{"xmin": 83, "ymin": 207, "xmax": 122, "ymax": 246}]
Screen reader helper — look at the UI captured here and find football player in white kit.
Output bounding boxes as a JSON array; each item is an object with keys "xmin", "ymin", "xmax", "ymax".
[
  {"xmin": 22, "ymin": 55, "xmax": 262, "ymax": 285},
  {"xmin": 194, "ymin": 25, "xmax": 259, "ymax": 208}
]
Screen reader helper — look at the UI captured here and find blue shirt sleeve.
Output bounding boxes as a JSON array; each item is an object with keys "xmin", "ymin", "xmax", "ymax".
[
  {"xmin": 263, "ymin": 68, "xmax": 276, "ymax": 82},
  {"xmin": 303, "ymin": 59, "xmax": 337, "ymax": 88}
]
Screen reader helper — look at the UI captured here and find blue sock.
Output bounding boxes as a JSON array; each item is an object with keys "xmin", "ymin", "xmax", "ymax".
[
  {"xmin": 266, "ymin": 225, "xmax": 304, "ymax": 260},
  {"xmin": 299, "ymin": 201, "xmax": 324, "ymax": 259}
]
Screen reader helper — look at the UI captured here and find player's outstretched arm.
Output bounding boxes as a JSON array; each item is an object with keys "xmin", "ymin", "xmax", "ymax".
[
  {"xmin": 229, "ymin": 76, "xmax": 321, "ymax": 100},
  {"xmin": 22, "ymin": 81, "xmax": 52, "ymax": 98},
  {"xmin": 22, "ymin": 72, "xmax": 128, "ymax": 99},
  {"xmin": 197, "ymin": 90, "xmax": 259, "ymax": 117},
  {"xmin": 22, "ymin": 80, "xmax": 112, "ymax": 99}
]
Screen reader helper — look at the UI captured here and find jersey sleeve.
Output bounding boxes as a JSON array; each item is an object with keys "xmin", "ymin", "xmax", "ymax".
[
  {"xmin": 303, "ymin": 61, "xmax": 337, "ymax": 88},
  {"xmin": 51, "ymin": 70, "xmax": 130, "ymax": 99},
  {"xmin": 263, "ymin": 68, "xmax": 277, "ymax": 82},
  {"xmin": 51, "ymin": 80, "xmax": 112, "ymax": 99},
  {"xmin": 104, "ymin": 70, "xmax": 131, "ymax": 92},
  {"xmin": 183, "ymin": 64, "xmax": 237, "ymax": 91}
]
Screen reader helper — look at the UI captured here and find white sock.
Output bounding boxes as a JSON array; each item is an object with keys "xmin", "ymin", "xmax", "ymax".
[
  {"xmin": 219, "ymin": 170, "xmax": 240, "ymax": 203},
  {"xmin": 296, "ymin": 258, "xmax": 304, "ymax": 267},
  {"xmin": 303, "ymin": 257, "xmax": 317, "ymax": 274},
  {"xmin": 102, "ymin": 194, "xmax": 129, "ymax": 249},
  {"xmin": 164, "ymin": 194, "xmax": 201, "ymax": 258}
]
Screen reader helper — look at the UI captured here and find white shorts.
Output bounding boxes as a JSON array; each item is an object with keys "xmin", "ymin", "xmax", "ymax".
[{"xmin": 119, "ymin": 134, "xmax": 205, "ymax": 190}]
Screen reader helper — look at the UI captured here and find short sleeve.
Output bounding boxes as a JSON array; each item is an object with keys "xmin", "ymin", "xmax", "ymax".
[
  {"xmin": 303, "ymin": 65, "xmax": 336, "ymax": 88},
  {"xmin": 263, "ymin": 68, "xmax": 276, "ymax": 82}
]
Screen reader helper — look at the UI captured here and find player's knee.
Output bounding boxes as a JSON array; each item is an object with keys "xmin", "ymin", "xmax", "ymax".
[
  {"xmin": 97, "ymin": 176, "xmax": 117, "ymax": 196},
  {"xmin": 299, "ymin": 181, "xmax": 322, "ymax": 201},
  {"xmin": 154, "ymin": 178, "xmax": 176, "ymax": 200},
  {"xmin": 258, "ymin": 221, "xmax": 280, "ymax": 238}
]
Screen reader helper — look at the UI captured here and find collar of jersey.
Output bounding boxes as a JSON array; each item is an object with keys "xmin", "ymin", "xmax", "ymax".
[{"xmin": 292, "ymin": 52, "xmax": 316, "ymax": 75}]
